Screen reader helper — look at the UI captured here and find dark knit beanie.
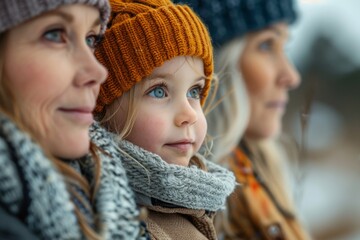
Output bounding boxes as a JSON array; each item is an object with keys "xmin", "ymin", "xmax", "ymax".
[
  {"xmin": 94, "ymin": 0, "xmax": 213, "ymax": 114},
  {"xmin": 173, "ymin": 0, "xmax": 297, "ymax": 47},
  {"xmin": 0, "ymin": 0, "xmax": 110, "ymax": 34}
]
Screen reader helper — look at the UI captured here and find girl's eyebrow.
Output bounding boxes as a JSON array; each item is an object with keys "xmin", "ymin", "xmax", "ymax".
[
  {"xmin": 145, "ymin": 73, "xmax": 173, "ymax": 81},
  {"xmin": 145, "ymin": 74, "xmax": 206, "ymax": 85},
  {"xmin": 194, "ymin": 77, "xmax": 206, "ymax": 82}
]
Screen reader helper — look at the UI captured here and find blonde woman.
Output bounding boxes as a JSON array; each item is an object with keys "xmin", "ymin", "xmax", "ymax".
[
  {"xmin": 174, "ymin": 0, "xmax": 311, "ymax": 239},
  {"xmin": 0, "ymin": 1, "xmax": 144, "ymax": 239}
]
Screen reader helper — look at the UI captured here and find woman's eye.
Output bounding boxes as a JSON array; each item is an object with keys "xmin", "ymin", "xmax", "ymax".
[
  {"xmin": 259, "ymin": 39, "xmax": 273, "ymax": 51},
  {"xmin": 43, "ymin": 29, "xmax": 65, "ymax": 43},
  {"xmin": 86, "ymin": 34, "xmax": 102, "ymax": 49},
  {"xmin": 187, "ymin": 86, "xmax": 202, "ymax": 99},
  {"xmin": 148, "ymin": 86, "xmax": 167, "ymax": 98}
]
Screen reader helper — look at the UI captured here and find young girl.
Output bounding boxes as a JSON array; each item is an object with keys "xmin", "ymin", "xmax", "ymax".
[
  {"xmin": 90, "ymin": 0, "xmax": 236, "ymax": 239},
  {"xmin": 174, "ymin": 0, "xmax": 311, "ymax": 239},
  {"xmin": 0, "ymin": 0, "xmax": 144, "ymax": 239}
]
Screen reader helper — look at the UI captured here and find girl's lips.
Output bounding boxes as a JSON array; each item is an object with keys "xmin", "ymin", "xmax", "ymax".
[{"xmin": 165, "ymin": 141, "xmax": 194, "ymax": 153}]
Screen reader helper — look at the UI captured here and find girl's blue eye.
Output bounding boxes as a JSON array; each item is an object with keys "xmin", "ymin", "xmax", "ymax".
[
  {"xmin": 148, "ymin": 86, "xmax": 166, "ymax": 98},
  {"xmin": 43, "ymin": 29, "xmax": 64, "ymax": 43},
  {"xmin": 187, "ymin": 86, "xmax": 201, "ymax": 99}
]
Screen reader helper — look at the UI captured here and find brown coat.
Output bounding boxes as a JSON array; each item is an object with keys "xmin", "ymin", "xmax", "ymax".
[
  {"xmin": 145, "ymin": 205, "xmax": 218, "ymax": 240},
  {"xmin": 221, "ymin": 147, "xmax": 310, "ymax": 240}
]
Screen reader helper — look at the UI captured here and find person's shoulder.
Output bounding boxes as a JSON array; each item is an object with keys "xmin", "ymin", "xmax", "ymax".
[
  {"xmin": 0, "ymin": 133, "xmax": 19, "ymax": 173},
  {"xmin": 0, "ymin": 206, "xmax": 39, "ymax": 240},
  {"xmin": 0, "ymin": 136, "xmax": 9, "ymax": 156}
]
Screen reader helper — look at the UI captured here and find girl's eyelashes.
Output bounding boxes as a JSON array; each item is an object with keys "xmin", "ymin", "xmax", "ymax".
[
  {"xmin": 146, "ymin": 83, "xmax": 168, "ymax": 99},
  {"xmin": 86, "ymin": 34, "xmax": 103, "ymax": 49},
  {"xmin": 145, "ymin": 81, "xmax": 204, "ymax": 100},
  {"xmin": 187, "ymin": 84, "xmax": 204, "ymax": 99},
  {"xmin": 43, "ymin": 28, "xmax": 66, "ymax": 44}
]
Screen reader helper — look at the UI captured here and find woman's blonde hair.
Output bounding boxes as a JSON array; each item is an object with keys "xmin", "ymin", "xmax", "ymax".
[
  {"xmin": 208, "ymin": 36, "xmax": 297, "ymax": 216},
  {"xmin": 244, "ymin": 138, "xmax": 297, "ymax": 216},
  {"xmin": 205, "ymin": 37, "xmax": 250, "ymax": 163},
  {"xmin": 0, "ymin": 32, "xmax": 102, "ymax": 240}
]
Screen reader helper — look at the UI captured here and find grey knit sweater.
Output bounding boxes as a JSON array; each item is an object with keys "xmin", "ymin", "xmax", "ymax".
[{"xmin": 0, "ymin": 113, "xmax": 143, "ymax": 239}]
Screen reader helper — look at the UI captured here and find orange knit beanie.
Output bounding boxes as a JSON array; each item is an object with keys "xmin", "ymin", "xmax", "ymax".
[{"xmin": 94, "ymin": 0, "xmax": 213, "ymax": 114}]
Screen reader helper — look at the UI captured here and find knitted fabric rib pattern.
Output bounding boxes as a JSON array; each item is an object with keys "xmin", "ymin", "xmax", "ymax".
[
  {"xmin": 173, "ymin": 0, "xmax": 297, "ymax": 47},
  {"xmin": 94, "ymin": 0, "xmax": 213, "ymax": 114},
  {"xmin": 118, "ymin": 140, "xmax": 235, "ymax": 211},
  {"xmin": 0, "ymin": 112, "xmax": 145, "ymax": 239},
  {"xmin": 0, "ymin": 113, "xmax": 80, "ymax": 239},
  {"xmin": 87, "ymin": 122, "xmax": 149, "ymax": 239},
  {"xmin": 89, "ymin": 123, "xmax": 236, "ymax": 212},
  {"xmin": 0, "ymin": 0, "xmax": 110, "ymax": 34}
]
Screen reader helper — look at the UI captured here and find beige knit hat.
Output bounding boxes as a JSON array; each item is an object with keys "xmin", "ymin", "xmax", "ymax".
[
  {"xmin": 0, "ymin": 0, "xmax": 110, "ymax": 34},
  {"xmin": 94, "ymin": 0, "xmax": 213, "ymax": 114}
]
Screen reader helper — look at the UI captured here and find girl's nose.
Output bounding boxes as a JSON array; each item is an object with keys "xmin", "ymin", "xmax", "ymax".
[{"xmin": 174, "ymin": 99, "xmax": 198, "ymax": 127}]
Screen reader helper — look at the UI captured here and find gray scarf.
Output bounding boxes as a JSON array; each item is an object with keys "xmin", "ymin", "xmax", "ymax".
[
  {"xmin": 0, "ymin": 113, "xmax": 81, "ymax": 239},
  {"xmin": 0, "ymin": 113, "xmax": 143, "ymax": 239},
  {"xmin": 90, "ymin": 123, "xmax": 236, "ymax": 212}
]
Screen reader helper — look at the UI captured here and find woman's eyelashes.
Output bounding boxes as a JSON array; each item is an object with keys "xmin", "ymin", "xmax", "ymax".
[
  {"xmin": 42, "ymin": 27, "xmax": 102, "ymax": 49},
  {"xmin": 258, "ymin": 38, "xmax": 274, "ymax": 51},
  {"xmin": 86, "ymin": 33, "xmax": 103, "ymax": 49},
  {"xmin": 257, "ymin": 34, "xmax": 289, "ymax": 54},
  {"xmin": 43, "ymin": 28, "xmax": 66, "ymax": 44}
]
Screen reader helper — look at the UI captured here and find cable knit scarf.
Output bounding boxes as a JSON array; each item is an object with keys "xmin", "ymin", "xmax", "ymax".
[
  {"xmin": 90, "ymin": 122, "xmax": 236, "ymax": 212},
  {"xmin": 0, "ymin": 113, "xmax": 142, "ymax": 239},
  {"xmin": 0, "ymin": 113, "xmax": 80, "ymax": 239}
]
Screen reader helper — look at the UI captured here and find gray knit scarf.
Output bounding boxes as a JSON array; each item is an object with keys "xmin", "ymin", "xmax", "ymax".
[
  {"xmin": 0, "ymin": 113, "xmax": 142, "ymax": 239},
  {"xmin": 90, "ymin": 123, "xmax": 236, "ymax": 212}
]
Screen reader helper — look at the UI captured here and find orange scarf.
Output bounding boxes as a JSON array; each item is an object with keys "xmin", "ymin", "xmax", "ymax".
[{"xmin": 222, "ymin": 147, "xmax": 310, "ymax": 240}]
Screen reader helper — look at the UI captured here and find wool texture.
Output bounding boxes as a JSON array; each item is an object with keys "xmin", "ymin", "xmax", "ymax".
[
  {"xmin": 0, "ymin": 112, "xmax": 145, "ymax": 239},
  {"xmin": 0, "ymin": 113, "xmax": 80, "ymax": 239},
  {"xmin": 173, "ymin": 0, "xmax": 298, "ymax": 47},
  {"xmin": 90, "ymin": 122, "xmax": 236, "ymax": 212},
  {"xmin": 94, "ymin": 0, "xmax": 213, "ymax": 114},
  {"xmin": 0, "ymin": 0, "xmax": 110, "ymax": 34}
]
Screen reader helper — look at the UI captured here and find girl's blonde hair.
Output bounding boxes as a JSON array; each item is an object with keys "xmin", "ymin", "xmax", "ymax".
[
  {"xmin": 208, "ymin": 36, "xmax": 298, "ymax": 217},
  {"xmin": 0, "ymin": 32, "xmax": 102, "ymax": 240},
  {"xmin": 98, "ymin": 56, "xmax": 212, "ymax": 170}
]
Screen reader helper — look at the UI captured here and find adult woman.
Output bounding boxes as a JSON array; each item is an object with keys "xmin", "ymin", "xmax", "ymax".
[
  {"xmin": 0, "ymin": 1, "xmax": 143, "ymax": 239},
  {"xmin": 174, "ymin": 0, "xmax": 311, "ymax": 239}
]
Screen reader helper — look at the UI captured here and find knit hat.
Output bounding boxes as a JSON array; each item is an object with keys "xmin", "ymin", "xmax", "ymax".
[
  {"xmin": 173, "ymin": 0, "xmax": 298, "ymax": 47},
  {"xmin": 94, "ymin": 0, "xmax": 213, "ymax": 114},
  {"xmin": 0, "ymin": 0, "xmax": 110, "ymax": 34}
]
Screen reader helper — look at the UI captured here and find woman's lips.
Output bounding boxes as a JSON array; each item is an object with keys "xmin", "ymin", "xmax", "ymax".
[
  {"xmin": 266, "ymin": 100, "xmax": 287, "ymax": 109},
  {"xmin": 59, "ymin": 107, "xmax": 94, "ymax": 125}
]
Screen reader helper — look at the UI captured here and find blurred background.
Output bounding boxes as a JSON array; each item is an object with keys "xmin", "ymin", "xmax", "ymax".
[{"xmin": 283, "ymin": 0, "xmax": 360, "ymax": 239}]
